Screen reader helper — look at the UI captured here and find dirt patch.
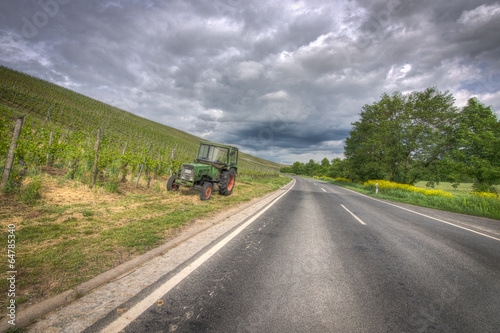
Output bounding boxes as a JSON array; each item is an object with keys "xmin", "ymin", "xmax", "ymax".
[
  {"xmin": 42, "ymin": 177, "xmax": 119, "ymax": 206},
  {"xmin": 41, "ymin": 166, "xmax": 67, "ymax": 177},
  {"xmin": 0, "ymin": 195, "xmax": 31, "ymax": 225}
]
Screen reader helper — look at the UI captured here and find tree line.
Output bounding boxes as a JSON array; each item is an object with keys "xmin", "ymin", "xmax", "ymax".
[{"xmin": 281, "ymin": 87, "xmax": 500, "ymax": 193}]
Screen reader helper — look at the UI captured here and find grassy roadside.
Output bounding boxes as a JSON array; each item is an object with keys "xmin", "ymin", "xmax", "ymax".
[
  {"xmin": 0, "ymin": 171, "xmax": 291, "ymax": 319},
  {"xmin": 313, "ymin": 177, "xmax": 500, "ymax": 220}
]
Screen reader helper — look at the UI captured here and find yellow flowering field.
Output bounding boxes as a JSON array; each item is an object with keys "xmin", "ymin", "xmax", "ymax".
[
  {"xmin": 471, "ymin": 191, "xmax": 500, "ymax": 200},
  {"xmin": 364, "ymin": 180, "xmax": 455, "ymax": 198},
  {"xmin": 316, "ymin": 176, "xmax": 352, "ymax": 183}
]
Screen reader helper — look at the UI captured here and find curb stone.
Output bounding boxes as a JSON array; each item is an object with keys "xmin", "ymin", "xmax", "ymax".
[{"xmin": 1, "ymin": 178, "xmax": 294, "ymax": 332}]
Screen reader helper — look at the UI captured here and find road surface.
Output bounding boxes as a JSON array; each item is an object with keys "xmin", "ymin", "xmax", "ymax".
[{"xmin": 85, "ymin": 176, "xmax": 500, "ymax": 332}]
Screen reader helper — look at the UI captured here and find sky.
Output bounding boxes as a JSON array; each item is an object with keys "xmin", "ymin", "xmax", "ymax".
[{"xmin": 1, "ymin": 0, "xmax": 500, "ymax": 164}]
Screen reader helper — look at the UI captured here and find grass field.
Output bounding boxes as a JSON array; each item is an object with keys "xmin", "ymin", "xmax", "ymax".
[
  {"xmin": 0, "ymin": 170, "xmax": 291, "ymax": 320},
  {"xmin": 414, "ymin": 181, "xmax": 500, "ymax": 196}
]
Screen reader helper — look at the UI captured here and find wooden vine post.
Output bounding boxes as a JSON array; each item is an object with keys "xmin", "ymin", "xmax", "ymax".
[
  {"xmin": 136, "ymin": 142, "xmax": 152, "ymax": 186},
  {"xmin": 119, "ymin": 141, "xmax": 128, "ymax": 182},
  {"xmin": 91, "ymin": 129, "xmax": 101, "ymax": 189},
  {"xmin": 121, "ymin": 141, "xmax": 128, "ymax": 156},
  {"xmin": 46, "ymin": 131, "xmax": 53, "ymax": 166},
  {"xmin": 169, "ymin": 148, "xmax": 175, "ymax": 176},
  {"xmin": 1, "ymin": 116, "xmax": 25, "ymax": 192}
]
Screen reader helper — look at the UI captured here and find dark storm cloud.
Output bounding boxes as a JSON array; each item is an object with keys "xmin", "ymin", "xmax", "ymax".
[
  {"xmin": 1, "ymin": 0, "xmax": 499, "ymax": 164},
  {"xmin": 231, "ymin": 124, "xmax": 349, "ymax": 150}
]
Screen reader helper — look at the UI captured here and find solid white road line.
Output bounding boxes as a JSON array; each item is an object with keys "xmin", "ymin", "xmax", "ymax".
[
  {"xmin": 336, "ymin": 186, "xmax": 500, "ymax": 242},
  {"xmin": 321, "ymin": 188, "xmax": 327, "ymax": 192},
  {"xmin": 341, "ymin": 204, "xmax": 366, "ymax": 225},
  {"xmin": 102, "ymin": 179, "xmax": 296, "ymax": 333}
]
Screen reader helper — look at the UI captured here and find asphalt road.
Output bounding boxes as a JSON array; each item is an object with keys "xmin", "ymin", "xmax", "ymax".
[{"xmin": 87, "ymin": 176, "xmax": 500, "ymax": 332}]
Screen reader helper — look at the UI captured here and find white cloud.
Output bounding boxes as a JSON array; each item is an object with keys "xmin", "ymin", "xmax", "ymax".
[
  {"xmin": 458, "ymin": 3, "xmax": 500, "ymax": 26},
  {"xmin": 199, "ymin": 108, "xmax": 224, "ymax": 121},
  {"xmin": 387, "ymin": 63, "xmax": 412, "ymax": 82},
  {"xmin": 0, "ymin": 31, "xmax": 51, "ymax": 66},
  {"xmin": 260, "ymin": 90, "xmax": 289, "ymax": 101},
  {"xmin": 236, "ymin": 61, "xmax": 263, "ymax": 80}
]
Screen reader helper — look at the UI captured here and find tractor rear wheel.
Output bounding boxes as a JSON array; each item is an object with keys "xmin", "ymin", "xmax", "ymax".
[
  {"xmin": 219, "ymin": 168, "xmax": 236, "ymax": 195},
  {"xmin": 200, "ymin": 182, "xmax": 213, "ymax": 200},
  {"xmin": 167, "ymin": 175, "xmax": 180, "ymax": 191}
]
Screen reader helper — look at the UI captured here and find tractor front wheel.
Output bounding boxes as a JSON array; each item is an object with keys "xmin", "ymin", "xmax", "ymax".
[
  {"xmin": 167, "ymin": 175, "xmax": 180, "ymax": 191},
  {"xmin": 200, "ymin": 182, "xmax": 213, "ymax": 200}
]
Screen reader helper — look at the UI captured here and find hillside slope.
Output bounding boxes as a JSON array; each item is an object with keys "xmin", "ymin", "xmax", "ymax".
[{"xmin": 0, "ymin": 66, "xmax": 282, "ymax": 174}]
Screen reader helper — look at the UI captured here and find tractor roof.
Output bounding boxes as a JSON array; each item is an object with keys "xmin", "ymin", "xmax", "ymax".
[{"xmin": 201, "ymin": 141, "xmax": 239, "ymax": 151}]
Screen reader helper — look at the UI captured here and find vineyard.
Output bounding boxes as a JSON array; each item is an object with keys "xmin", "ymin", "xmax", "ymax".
[{"xmin": 0, "ymin": 66, "xmax": 282, "ymax": 195}]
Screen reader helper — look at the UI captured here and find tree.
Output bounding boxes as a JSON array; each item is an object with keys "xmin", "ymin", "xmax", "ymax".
[
  {"xmin": 453, "ymin": 98, "xmax": 500, "ymax": 192},
  {"xmin": 283, "ymin": 161, "xmax": 306, "ymax": 175},
  {"xmin": 344, "ymin": 87, "xmax": 458, "ymax": 183},
  {"xmin": 305, "ymin": 159, "xmax": 319, "ymax": 176},
  {"xmin": 318, "ymin": 157, "xmax": 330, "ymax": 176},
  {"xmin": 327, "ymin": 158, "xmax": 350, "ymax": 178},
  {"xmin": 344, "ymin": 92, "xmax": 402, "ymax": 181}
]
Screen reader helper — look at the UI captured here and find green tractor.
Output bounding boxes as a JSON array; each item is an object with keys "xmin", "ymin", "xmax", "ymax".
[{"xmin": 167, "ymin": 142, "xmax": 238, "ymax": 200}]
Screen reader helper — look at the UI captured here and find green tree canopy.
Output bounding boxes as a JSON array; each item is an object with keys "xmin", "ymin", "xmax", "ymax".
[
  {"xmin": 344, "ymin": 87, "xmax": 458, "ymax": 183},
  {"xmin": 453, "ymin": 98, "xmax": 500, "ymax": 192}
]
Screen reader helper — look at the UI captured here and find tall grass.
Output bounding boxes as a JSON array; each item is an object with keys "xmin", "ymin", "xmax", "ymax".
[{"xmin": 20, "ymin": 175, "xmax": 43, "ymax": 204}]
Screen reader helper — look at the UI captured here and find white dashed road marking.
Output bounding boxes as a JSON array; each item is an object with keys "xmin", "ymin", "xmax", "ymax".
[{"xmin": 341, "ymin": 204, "xmax": 366, "ymax": 225}]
